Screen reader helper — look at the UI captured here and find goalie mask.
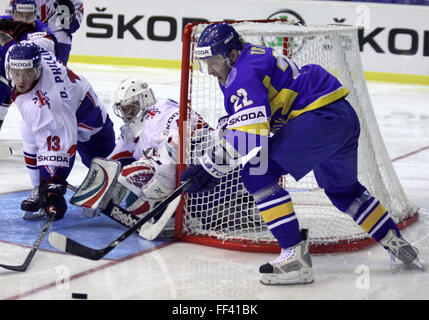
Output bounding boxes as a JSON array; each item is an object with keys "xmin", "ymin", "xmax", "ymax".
[{"xmin": 113, "ymin": 79, "xmax": 157, "ymax": 139}]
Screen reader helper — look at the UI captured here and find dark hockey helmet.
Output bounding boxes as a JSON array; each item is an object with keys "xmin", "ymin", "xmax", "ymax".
[
  {"xmin": 195, "ymin": 22, "xmax": 242, "ymax": 60},
  {"xmin": 6, "ymin": 42, "xmax": 42, "ymax": 81}
]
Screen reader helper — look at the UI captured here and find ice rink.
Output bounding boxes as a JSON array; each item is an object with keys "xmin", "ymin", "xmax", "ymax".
[{"xmin": 0, "ymin": 63, "xmax": 428, "ymax": 301}]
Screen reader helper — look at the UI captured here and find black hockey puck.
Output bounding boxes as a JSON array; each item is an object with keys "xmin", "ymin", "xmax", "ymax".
[{"xmin": 71, "ymin": 292, "xmax": 88, "ymax": 299}]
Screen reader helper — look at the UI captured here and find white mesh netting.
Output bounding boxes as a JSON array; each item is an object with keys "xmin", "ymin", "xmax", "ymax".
[{"xmin": 178, "ymin": 21, "xmax": 418, "ymax": 251}]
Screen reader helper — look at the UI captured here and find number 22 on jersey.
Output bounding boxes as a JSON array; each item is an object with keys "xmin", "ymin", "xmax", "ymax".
[{"xmin": 230, "ymin": 88, "xmax": 254, "ymax": 113}]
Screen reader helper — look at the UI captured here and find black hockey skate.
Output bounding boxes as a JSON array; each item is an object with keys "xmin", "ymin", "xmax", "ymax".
[{"xmin": 21, "ymin": 187, "xmax": 45, "ymax": 220}]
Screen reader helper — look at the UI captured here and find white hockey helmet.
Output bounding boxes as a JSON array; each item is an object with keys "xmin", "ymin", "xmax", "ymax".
[{"xmin": 112, "ymin": 79, "xmax": 156, "ymax": 123}]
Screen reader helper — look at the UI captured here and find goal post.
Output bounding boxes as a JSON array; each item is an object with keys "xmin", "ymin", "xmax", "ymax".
[{"xmin": 175, "ymin": 20, "xmax": 419, "ymax": 254}]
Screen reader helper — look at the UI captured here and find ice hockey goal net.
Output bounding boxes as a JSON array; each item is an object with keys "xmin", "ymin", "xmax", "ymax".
[{"xmin": 175, "ymin": 20, "xmax": 419, "ymax": 253}]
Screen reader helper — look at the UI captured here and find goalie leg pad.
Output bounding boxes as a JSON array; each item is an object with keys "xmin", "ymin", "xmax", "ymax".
[
  {"xmin": 124, "ymin": 191, "xmax": 159, "ymax": 217},
  {"xmin": 70, "ymin": 158, "xmax": 122, "ymax": 210}
]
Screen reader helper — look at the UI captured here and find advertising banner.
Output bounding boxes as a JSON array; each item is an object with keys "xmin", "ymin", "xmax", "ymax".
[{"xmin": 68, "ymin": 0, "xmax": 429, "ymax": 81}]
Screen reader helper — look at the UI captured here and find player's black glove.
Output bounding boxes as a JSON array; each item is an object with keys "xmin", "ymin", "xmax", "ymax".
[
  {"xmin": 39, "ymin": 177, "xmax": 68, "ymax": 221},
  {"xmin": 0, "ymin": 19, "xmax": 36, "ymax": 40},
  {"xmin": 179, "ymin": 164, "xmax": 220, "ymax": 194}
]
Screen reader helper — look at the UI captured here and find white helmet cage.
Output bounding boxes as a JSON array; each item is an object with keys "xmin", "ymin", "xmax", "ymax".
[{"xmin": 113, "ymin": 79, "xmax": 157, "ymax": 123}]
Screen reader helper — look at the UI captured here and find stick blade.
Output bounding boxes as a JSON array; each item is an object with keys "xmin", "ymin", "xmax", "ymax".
[
  {"xmin": 47, "ymin": 179, "xmax": 192, "ymax": 261},
  {"xmin": 0, "ymin": 262, "xmax": 27, "ymax": 272},
  {"xmin": 48, "ymin": 232, "xmax": 67, "ymax": 252},
  {"xmin": 48, "ymin": 232, "xmax": 106, "ymax": 261},
  {"xmin": 138, "ymin": 195, "xmax": 181, "ymax": 240}
]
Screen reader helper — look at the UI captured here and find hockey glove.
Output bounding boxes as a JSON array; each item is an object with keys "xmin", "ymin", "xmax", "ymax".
[
  {"xmin": 181, "ymin": 126, "xmax": 242, "ymax": 194},
  {"xmin": 39, "ymin": 177, "xmax": 68, "ymax": 221},
  {"xmin": 179, "ymin": 163, "xmax": 221, "ymax": 194}
]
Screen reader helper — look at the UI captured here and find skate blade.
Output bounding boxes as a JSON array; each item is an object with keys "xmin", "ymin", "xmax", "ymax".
[
  {"xmin": 22, "ymin": 209, "xmax": 46, "ymax": 221},
  {"xmin": 411, "ymin": 256, "xmax": 425, "ymax": 270},
  {"xmin": 389, "ymin": 253, "xmax": 425, "ymax": 271},
  {"xmin": 260, "ymin": 270, "xmax": 314, "ymax": 286}
]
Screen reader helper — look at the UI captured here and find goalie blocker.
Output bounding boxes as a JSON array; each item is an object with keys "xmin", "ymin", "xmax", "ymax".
[{"xmin": 70, "ymin": 158, "xmax": 178, "ymax": 240}]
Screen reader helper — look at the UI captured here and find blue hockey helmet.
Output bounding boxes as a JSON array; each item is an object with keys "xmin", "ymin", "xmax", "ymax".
[
  {"xmin": 195, "ymin": 23, "xmax": 242, "ymax": 60},
  {"xmin": 11, "ymin": 0, "xmax": 37, "ymax": 23},
  {"xmin": 6, "ymin": 42, "xmax": 42, "ymax": 81}
]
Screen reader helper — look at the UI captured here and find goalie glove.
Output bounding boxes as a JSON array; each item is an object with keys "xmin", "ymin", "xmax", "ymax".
[
  {"xmin": 118, "ymin": 145, "xmax": 176, "ymax": 201},
  {"xmin": 118, "ymin": 157, "xmax": 156, "ymax": 197}
]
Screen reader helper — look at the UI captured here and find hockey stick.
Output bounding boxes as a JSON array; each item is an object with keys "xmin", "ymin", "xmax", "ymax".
[
  {"xmin": 48, "ymin": 178, "xmax": 192, "ymax": 260},
  {"xmin": 43, "ymin": 4, "xmax": 77, "ymax": 27},
  {"xmin": 68, "ymin": 181, "xmax": 176, "ymax": 239},
  {"xmin": 42, "ymin": 9, "xmax": 57, "ymax": 24},
  {"xmin": 0, "ymin": 210, "xmax": 54, "ymax": 272}
]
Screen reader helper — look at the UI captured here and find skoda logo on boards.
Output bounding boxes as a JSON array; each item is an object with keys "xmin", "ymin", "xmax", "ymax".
[{"xmin": 265, "ymin": 9, "xmax": 307, "ymax": 57}]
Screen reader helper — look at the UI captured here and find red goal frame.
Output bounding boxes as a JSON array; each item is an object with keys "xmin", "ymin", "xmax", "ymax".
[{"xmin": 174, "ymin": 20, "xmax": 419, "ymax": 254}]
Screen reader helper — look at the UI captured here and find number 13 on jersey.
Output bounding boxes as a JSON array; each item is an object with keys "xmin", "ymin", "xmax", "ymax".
[{"xmin": 47, "ymin": 136, "xmax": 61, "ymax": 151}]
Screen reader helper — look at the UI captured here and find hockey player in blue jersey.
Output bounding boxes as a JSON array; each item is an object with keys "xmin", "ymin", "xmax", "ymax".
[{"xmin": 180, "ymin": 22, "xmax": 423, "ymax": 285}]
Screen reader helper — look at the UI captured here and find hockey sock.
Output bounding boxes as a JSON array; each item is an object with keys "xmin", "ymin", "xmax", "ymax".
[
  {"xmin": 350, "ymin": 195, "xmax": 400, "ymax": 242},
  {"xmin": 254, "ymin": 185, "xmax": 302, "ymax": 249}
]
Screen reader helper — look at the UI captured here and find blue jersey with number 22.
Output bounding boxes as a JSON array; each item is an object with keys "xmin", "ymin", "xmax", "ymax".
[{"xmin": 220, "ymin": 43, "xmax": 350, "ymax": 156}]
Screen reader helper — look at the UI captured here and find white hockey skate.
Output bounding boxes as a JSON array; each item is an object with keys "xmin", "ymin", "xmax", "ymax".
[
  {"xmin": 380, "ymin": 229, "xmax": 424, "ymax": 269},
  {"xmin": 259, "ymin": 229, "xmax": 314, "ymax": 285}
]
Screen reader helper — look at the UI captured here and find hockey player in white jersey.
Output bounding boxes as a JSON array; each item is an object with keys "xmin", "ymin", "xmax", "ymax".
[
  {"xmin": 106, "ymin": 79, "xmax": 209, "ymax": 236},
  {"xmin": 6, "ymin": 41, "xmax": 115, "ymax": 221}
]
